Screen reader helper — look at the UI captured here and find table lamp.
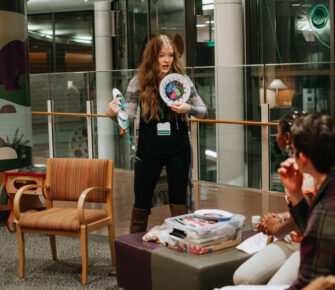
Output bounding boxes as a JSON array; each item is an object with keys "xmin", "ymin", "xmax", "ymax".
[{"xmin": 268, "ymin": 79, "xmax": 288, "ymax": 107}]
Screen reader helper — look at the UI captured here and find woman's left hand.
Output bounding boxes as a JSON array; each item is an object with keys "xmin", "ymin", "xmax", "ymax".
[{"xmin": 167, "ymin": 103, "xmax": 191, "ymax": 114}]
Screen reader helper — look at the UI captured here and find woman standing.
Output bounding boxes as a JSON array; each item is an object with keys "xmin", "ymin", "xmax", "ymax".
[{"xmin": 107, "ymin": 35, "xmax": 207, "ymax": 233}]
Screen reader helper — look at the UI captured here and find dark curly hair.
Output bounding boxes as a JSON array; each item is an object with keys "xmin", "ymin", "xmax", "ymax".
[{"xmin": 292, "ymin": 114, "xmax": 335, "ymax": 173}]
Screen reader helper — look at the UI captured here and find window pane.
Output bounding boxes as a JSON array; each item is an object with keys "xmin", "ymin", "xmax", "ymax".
[
  {"xmin": 258, "ymin": 0, "xmax": 330, "ymax": 63},
  {"xmin": 127, "ymin": 0, "xmax": 148, "ymax": 69},
  {"xmin": 28, "ymin": 14, "xmax": 53, "ymax": 73},
  {"xmin": 55, "ymin": 11, "xmax": 94, "ymax": 72},
  {"xmin": 151, "ymin": 0, "xmax": 186, "ymax": 65}
]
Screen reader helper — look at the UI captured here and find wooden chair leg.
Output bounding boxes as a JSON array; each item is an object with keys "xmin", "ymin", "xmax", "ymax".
[
  {"xmin": 80, "ymin": 226, "xmax": 88, "ymax": 285},
  {"xmin": 108, "ymin": 223, "xmax": 116, "ymax": 265},
  {"xmin": 49, "ymin": 235, "xmax": 57, "ymax": 260},
  {"xmin": 16, "ymin": 225, "xmax": 25, "ymax": 278}
]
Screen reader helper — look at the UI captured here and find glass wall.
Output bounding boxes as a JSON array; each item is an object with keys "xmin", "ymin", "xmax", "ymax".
[
  {"xmin": 30, "ymin": 62, "xmax": 335, "ymax": 192},
  {"xmin": 250, "ymin": 0, "xmax": 331, "ymax": 64},
  {"xmin": 127, "ymin": 0, "xmax": 148, "ymax": 69},
  {"xmin": 245, "ymin": 0, "xmax": 334, "ymax": 190},
  {"xmin": 28, "ymin": 10, "xmax": 94, "ymax": 73},
  {"xmin": 266, "ymin": 63, "xmax": 332, "ymax": 191},
  {"xmin": 30, "ymin": 74, "xmax": 49, "ymax": 163},
  {"xmin": 27, "ymin": 0, "xmax": 207, "ymax": 72},
  {"xmin": 150, "ymin": 0, "xmax": 186, "ymax": 65},
  {"xmin": 28, "ymin": 14, "xmax": 53, "ymax": 73},
  {"xmin": 195, "ymin": 0, "xmax": 214, "ymax": 66},
  {"xmin": 188, "ymin": 67, "xmax": 216, "ymax": 182},
  {"xmin": 54, "ymin": 11, "xmax": 94, "ymax": 72}
]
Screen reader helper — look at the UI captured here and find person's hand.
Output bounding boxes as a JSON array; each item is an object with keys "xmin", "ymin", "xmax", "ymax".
[
  {"xmin": 262, "ymin": 213, "xmax": 282, "ymax": 235},
  {"xmin": 278, "ymin": 157, "xmax": 303, "ymax": 206},
  {"xmin": 107, "ymin": 97, "xmax": 121, "ymax": 117},
  {"xmin": 167, "ymin": 103, "xmax": 191, "ymax": 114},
  {"xmin": 302, "ymin": 275, "xmax": 335, "ymax": 290},
  {"xmin": 257, "ymin": 213, "xmax": 281, "ymax": 235}
]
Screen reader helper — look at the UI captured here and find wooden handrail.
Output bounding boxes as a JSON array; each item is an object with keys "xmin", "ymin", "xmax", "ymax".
[
  {"xmin": 189, "ymin": 118, "xmax": 278, "ymax": 126},
  {"xmin": 31, "ymin": 111, "xmax": 278, "ymax": 126},
  {"xmin": 31, "ymin": 111, "xmax": 109, "ymax": 118}
]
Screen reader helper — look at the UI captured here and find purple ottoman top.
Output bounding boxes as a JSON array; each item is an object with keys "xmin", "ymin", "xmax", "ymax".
[{"xmin": 115, "ymin": 232, "xmax": 164, "ymax": 290}]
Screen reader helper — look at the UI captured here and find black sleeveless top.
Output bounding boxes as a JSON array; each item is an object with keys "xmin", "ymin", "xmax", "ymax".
[{"xmin": 137, "ymin": 103, "xmax": 190, "ymax": 156}]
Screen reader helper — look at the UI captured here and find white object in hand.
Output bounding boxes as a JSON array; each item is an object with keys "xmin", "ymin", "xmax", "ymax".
[{"xmin": 251, "ymin": 215, "xmax": 261, "ymax": 231}]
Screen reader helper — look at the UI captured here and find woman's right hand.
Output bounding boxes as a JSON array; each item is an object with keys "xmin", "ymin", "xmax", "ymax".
[{"xmin": 107, "ymin": 97, "xmax": 121, "ymax": 117}]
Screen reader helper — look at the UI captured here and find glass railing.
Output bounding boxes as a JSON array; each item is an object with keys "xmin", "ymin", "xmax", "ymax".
[
  {"xmin": 29, "ymin": 62, "xmax": 335, "ymax": 192},
  {"xmin": 265, "ymin": 62, "xmax": 333, "ymax": 191}
]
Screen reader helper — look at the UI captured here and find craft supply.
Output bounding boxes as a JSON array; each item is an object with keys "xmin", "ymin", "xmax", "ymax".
[
  {"xmin": 165, "ymin": 213, "xmax": 245, "ymax": 255},
  {"xmin": 251, "ymin": 215, "xmax": 261, "ymax": 231},
  {"xmin": 112, "ymin": 88, "xmax": 140, "ymax": 160},
  {"xmin": 159, "ymin": 73, "xmax": 191, "ymax": 105},
  {"xmin": 194, "ymin": 209, "xmax": 233, "ymax": 221},
  {"xmin": 112, "ymin": 88, "xmax": 128, "ymax": 131}
]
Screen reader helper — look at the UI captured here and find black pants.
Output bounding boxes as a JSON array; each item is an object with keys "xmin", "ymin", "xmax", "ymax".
[{"xmin": 134, "ymin": 150, "xmax": 191, "ymax": 212}]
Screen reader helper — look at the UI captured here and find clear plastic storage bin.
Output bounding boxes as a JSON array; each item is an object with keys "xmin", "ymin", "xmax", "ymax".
[{"xmin": 165, "ymin": 213, "xmax": 245, "ymax": 255}]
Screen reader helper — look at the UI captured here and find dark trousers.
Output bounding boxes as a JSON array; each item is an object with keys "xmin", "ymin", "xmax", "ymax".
[{"xmin": 134, "ymin": 150, "xmax": 191, "ymax": 212}]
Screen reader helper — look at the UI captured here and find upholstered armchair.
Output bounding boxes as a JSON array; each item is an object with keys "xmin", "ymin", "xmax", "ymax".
[{"xmin": 13, "ymin": 158, "xmax": 115, "ymax": 285}]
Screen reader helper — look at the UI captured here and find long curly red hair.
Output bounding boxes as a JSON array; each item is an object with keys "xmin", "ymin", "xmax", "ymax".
[{"xmin": 137, "ymin": 35, "xmax": 184, "ymax": 123}]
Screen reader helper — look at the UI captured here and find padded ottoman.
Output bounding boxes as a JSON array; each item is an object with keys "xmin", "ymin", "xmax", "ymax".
[
  {"xmin": 151, "ymin": 230, "xmax": 255, "ymax": 290},
  {"xmin": 115, "ymin": 230, "xmax": 256, "ymax": 290},
  {"xmin": 115, "ymin": 232, "xmax": 164, "ymax": 290}
]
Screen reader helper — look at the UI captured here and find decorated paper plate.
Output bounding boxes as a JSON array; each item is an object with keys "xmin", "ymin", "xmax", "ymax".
[
  {"xmin": 159, "ymin": 73, "xmax": 191, "ymax": 104},
  {"xmin": 112, "ymin": 88, "xmax": 128, "ymax": 130},
  {"xmin": 194, "ymin": 209, "xmax": 233, "ymax": 221}
]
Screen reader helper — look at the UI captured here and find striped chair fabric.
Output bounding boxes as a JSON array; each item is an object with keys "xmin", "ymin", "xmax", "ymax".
[
  {"xmin": 48, "ymin": 158, "xmax": 110, "ymax": 203},
  {"xmin": 19, "ymin": 208, "xmax": 107, "ymax": 231}
]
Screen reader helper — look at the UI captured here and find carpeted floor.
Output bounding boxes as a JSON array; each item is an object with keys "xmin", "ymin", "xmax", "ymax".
[{"xmin": 0, "ymin": 224, "xmax": 124, "ymax": 289}]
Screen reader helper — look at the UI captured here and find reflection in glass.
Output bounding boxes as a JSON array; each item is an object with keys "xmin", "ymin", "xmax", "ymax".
[
  {"xmin": 53, "ymin": 116, "xmax": 88, "ymax": 158},
  {"xmin": 189, "ymin": 67, "xmax": 217, "ymax": 182},
  {"xmin": 28, "ymin": 14, "xmax": 53, "ymax": 73},
  {"xmin": 54, "ymin": 11, "xmax": 94, "ymax": 72},
  {"xmin": 127, "ymin": 0, "xmax": 147, "ymax": 69},
  {"xmin": 195, "ymin": 0, "xmax": 214, "ymax": 66},
  {"xmin": 30, "ymin": 75, "xmax": 50, "ymax": 163},
  {"xmin": 151, "ymin": 1, "xmax": 186, "ymax": 65},
  {"xmin": 28, "ymin": 11, "xmax": 94, "ymax": 73},
  {"xmin": 267, "ymin": 63, "xmax": 331, "ymax": 191},
  {"xmin": 257, "ymin": 0, "xmax": 330, "ymax": 64}
]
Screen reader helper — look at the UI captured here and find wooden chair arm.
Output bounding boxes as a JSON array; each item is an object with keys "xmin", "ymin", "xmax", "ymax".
[
  {"xmin": 77, "ymin": 187, "xmax": 112, "ymax": 224},
  {"xmin": 14, "ymin": 184, "xmax": 48, "ymax": 221}
]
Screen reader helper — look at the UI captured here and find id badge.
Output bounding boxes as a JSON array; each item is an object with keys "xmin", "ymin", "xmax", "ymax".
[{"xmin": 157, "ymin": 122, "xmax": 171, "ymax": 136}]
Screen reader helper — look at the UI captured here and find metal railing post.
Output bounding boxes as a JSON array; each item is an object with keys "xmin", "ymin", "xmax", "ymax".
[
  {"xmin": 86, "ymin": 73, "xmax": 93, "ymax": 159},
  {"xmin": 261, "ymin": 104, "xmax": 270, "ymax": 191},
  {"xmin": 191, "ymin": 121, "xmax": 200, "ymax": 209},
  {"xmin": 86, "ymin": 101, "xmax": 93, "ymax": 159},
  {"xmin": 47, "ymin": 99, "xmax": 54, "ymax": 159}
]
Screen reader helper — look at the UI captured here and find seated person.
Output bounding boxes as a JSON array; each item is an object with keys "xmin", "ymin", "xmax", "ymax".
[
  {"xmin": 219, "ymin": 114, "xmax": 335, "ymax": 290},
  {"xmin": 234, "ymin": 111, "xmax": 317, "ymax": 286},
  {"xmin": 280, "ymin": 114, "xmax": 335, "ymax": 289}
]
